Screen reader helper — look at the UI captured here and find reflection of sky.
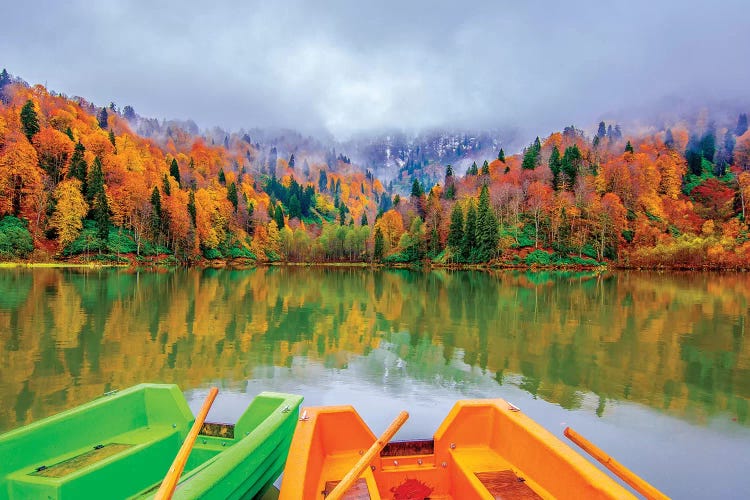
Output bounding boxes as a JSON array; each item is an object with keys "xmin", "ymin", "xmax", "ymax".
[{"xmin": 186, "ymin": 350, "xmax": 750, "ymax": 500}]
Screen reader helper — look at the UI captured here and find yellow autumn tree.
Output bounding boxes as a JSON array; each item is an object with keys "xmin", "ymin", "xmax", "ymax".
[{"xmin": 50, "ymin": 179, "xmax": 88, "ymax": 248}]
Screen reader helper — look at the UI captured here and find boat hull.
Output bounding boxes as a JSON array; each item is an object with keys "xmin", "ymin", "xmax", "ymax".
[
  {"xmin": 280, "ymin": 399, "xmax": 638, "ymax": 499},
  {"xmin": 0, "ymin": 384, "xmax": 302, "ymax": 500}
]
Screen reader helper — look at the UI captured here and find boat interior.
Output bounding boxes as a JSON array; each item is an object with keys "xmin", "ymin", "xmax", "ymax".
[{"xmin": 287, "ymin": 400, "xmax": 634, "ymax": 500}]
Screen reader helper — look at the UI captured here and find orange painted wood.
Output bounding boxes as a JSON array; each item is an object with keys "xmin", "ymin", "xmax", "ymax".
[
  {"xmin": 326, "ymin": 411, "xmax": 409, "ymax": 500},
  {"xmin": 564, "ymin": 427, "xmax": 669, "ymax": 500},
  {"xmin": 154, "ymin": 387, "xmax": 219, "ymax": 500}
]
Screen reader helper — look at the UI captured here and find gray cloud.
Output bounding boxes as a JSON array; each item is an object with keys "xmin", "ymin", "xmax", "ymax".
[{"xmin": 2, "ymin": 0, "xmax": 749, "ymax": 142}]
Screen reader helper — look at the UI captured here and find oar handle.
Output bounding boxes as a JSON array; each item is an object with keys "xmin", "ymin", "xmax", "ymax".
[
  {"xmin": 564, "ymin": 427, "xmax": 669, "ymax": 500},
  {"xmin": 155, "ymin": 387, "xmax": 219, "ymax": 500},
  {"xmin": 327, "ymin": 411, "xmax": 409, "ymax": 500}
]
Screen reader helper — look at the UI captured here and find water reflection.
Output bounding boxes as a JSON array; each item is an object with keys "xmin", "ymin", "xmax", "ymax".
[{"xmin": 0, "ymin": 267, "xmax": 748, "ymax": 434}]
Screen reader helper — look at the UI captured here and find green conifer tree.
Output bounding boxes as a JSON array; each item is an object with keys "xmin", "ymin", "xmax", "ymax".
[
  {"xmin": 187, "ymin": 190, "xmax": 197, "ymax": 226},
  {"xmin": 169, "ymin": 158, "xmax": 181, "ymax": 186},
  {"xmin": 68, "ymin": 142, "xmax": 88, "ymax": 190},
  {"xmin": 20, "ymin": 100, "xmax": 39, "ymax": 141},
  {"xmin": 86, "ymin": 157, "xmax": 105, "ymax": 204},
  {"xmin": 97, "ymin": 107, "xmax": 108, "ymax": 129},
  {"xmin": 150, "ymin": 187, "xmax": 162, "ymax": 237},
  {"xmin": 476, "ymin": 185, "xmax": 499, "ymax": 262},
  {"xmin": 275, "ymin": 204, "xmax": 285, "ymax": 229},
  {"xmin": 448, "ymin": 203, "xmax": 464, "ymax": 251},
  {"xmin": 461, "ymin": 200, "xmax": 477, "ymax": 262},
  {"xmin": 93, "ymin": 190, "xmax": 110, "ymax": 242},
  {"xmin": 162, "ymin": 174, "xmax": 171, "ymax": 196},
  {"xmin": 374, "ymin": 227, "xmax": 385, "ymax": 261},
  {"xmin": 549, "ymin": 146, "xmax": 562, "ymax": 190},
  {"xmin": 227, "ymin": 182, "xmax": 238, "ymax": 211},
  {"xmin": 288, "ymin": 193, "xmax": 300, "ymax": 218}
]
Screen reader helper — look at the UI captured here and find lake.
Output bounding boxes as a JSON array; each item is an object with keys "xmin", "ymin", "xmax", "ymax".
[{"xmin": 0, "ymin": 266, "xmax": 748, "ymax": 498}]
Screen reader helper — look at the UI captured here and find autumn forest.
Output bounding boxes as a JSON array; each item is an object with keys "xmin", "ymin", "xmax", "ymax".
[{"xmin": 2, "ymin": 69, "xmax": 750, "ymax": 269}]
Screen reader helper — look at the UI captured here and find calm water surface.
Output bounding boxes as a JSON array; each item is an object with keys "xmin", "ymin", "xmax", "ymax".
[{"xmin": 1, "ymin": 267, "xmax": 749, "ymax": 498}]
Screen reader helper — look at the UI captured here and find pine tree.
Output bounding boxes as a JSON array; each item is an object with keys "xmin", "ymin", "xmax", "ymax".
[
  {"xmin": 20, "ymin": 100, "xmax": 39, "ymax": 141},
  {"xmin": 561, "ymin": 145, "xmax": 582, "ymax": 188},
  {"xmin": 549, "ymin": 146, "xmax": 562, "ymax": 190},
  {"xmin": 169, "ymin": 158, "xmax": 181, "ymax": 186},
  {"xmin": 737, "ymin": 113, "xmax": 749, "ymax": 137},
  {"xmin": 97, "ymin": 107, "xmax": 108, "ymax": 129},
  {"xmin": 0, "ymin": 68, "xmax": 9, "ymax": 90},
  {"xmin": 268, "ymin": 147, "xmax": 278, "ymax": 178},
  {"xmin": 498, "ymin": 149, "xmax": 505, "ymax": 162},
  {"xmin": 448, "ymin": 203, "xmax": 464, "ymax": 250},
  {"xmin": 374, "ymin": 227, "xmax": 385, "ymax": 261},
  {"xmin": 275, "ymin": 204, "xmax": 285, "ymax": 229},
  {"xmin": 723, "ymin": 131, "xmax": 736, "ymax": 166},
  {"xmin": 162, "ymin": 174, "xmax": 171, "ymax": 196},
  {"xmin": 614, "ymin": 125, "xmax": 623, "ymax": 141},
  {"xmin": 288, "ymin": 154, "xmax": 295, "ymax": 169},
  {"xmin": 288, "ymin": 194, "xmax": 300, "ymax": 218},
  {"xmin": 187, "ymin": 190, "xmax": 197, "ymax": 226},
  {"xmin": 481, "ymin": 160, "xmax": 490, "ymax": 175},
  {"xmin": 93, "ymin": 189, "xmax": 110, "ymax": 242},
  {"xmin": 123, "ymin": 105, "xmax": 136, "ymax": 121},
  {"xmin": 469, "ymin": 161, "xmax": 479, "ymax": 175},
  {"xmin": 318, "ymin": 169, "xmax": 328, "ymax": 192},
  {"xmin": 108, "ymin": 130, "xmax": 116, "ymax": 151},
  {"xmin": 227, "ymin": 182, "xmax": 238, "ymax": 212},
  {"xmin": 360, "ymin": 212, "xmax": 368, "ymax": 226},
  {"xmin": 150, "ymin": 187, "xmax": 162, "ymax": 236},
  {"xmin": 522, "ymin": 138, "xmax": 541, "ymax": 170},
  {"xmin": 625, "ymin": 141, "xmax": 634, "ymax": 153},
  {"xmin": 476, "ymin": 185, "xmax": 499, "ymax": 262},
  {"xmin": 218, "ymin": 168, "xmax": 226, "ymax": 185},
  {"xmin": 461, "ymin": 200, "xmax": 477, "ymax": 262},
  {"xmin": 685, "ymin": 134, "xmax": 703, "ymax": 176},
  {"xmin": 597, "ymin": 121, "xmax": 607, "ymax": 138},
  {"xmin": 68, "ymin": 142, "xmax": 88, "ymax": 192},
  {"xmin": 65, "ymin": 127, "xmax": 75, "ymax": 141},
  {"xmin": 701, "ymin": 126, "xmax": 716, "ymax": 162},
  {"xmin": 86, "ymin": 157, "xmax": 105, "ymax": 204},
  {"xmin": 445, "ymin": 164, "xmax": 454, "ymax": 178},
  {"xmin": 411, "ymin": 178, "xmax": 424, "ymax": 197}
]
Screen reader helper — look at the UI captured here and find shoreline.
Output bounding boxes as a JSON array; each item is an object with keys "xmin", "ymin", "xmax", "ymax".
[{"xmin": 1, "ymin": 259, "xmax": 748, "ymax": 272}]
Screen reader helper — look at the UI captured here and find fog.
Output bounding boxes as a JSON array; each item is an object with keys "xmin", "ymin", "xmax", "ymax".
[{"xmin": 2, "ymin": 0, "xmax": 749, "ymax": 142}]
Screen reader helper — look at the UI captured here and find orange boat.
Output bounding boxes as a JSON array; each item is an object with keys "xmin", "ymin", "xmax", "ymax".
[{"xmin": 279, "ymin": 399, "xmax": 664, "ymax": 499}]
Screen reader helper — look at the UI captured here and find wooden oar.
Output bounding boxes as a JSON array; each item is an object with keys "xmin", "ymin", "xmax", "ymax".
[
  {"xmin": 564, "ymin": 427, "xmax": 669, "ymax": 500},
  {"xmin": 327, "ymin": 411, "xmax": 409, "ymax": 500},
  {"xmin": 155, "ymin": 387, "xmax": 219, "ymax": 500}
]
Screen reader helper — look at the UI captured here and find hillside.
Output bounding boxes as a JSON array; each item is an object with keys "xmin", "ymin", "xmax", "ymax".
[{"xmin": 1, "ymin": 70, "xmax": 750, "ymax": 268}]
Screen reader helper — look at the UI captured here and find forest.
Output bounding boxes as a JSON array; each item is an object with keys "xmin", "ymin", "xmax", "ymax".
[{"xmin": 2, "ymin": 69, "xmax": 750, "ymax": 269}]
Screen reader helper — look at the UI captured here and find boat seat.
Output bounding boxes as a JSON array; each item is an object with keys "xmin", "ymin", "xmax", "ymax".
[
  {"xmin": 323, "ymin": 478, "xmax": 371, "ymax": 499},
  {"xmin": 475, "ymin": 471, "xmax": 543, "ymax": 500},
  {"xmin": 5, "ymin": 424, "xmax": 180, "ymax": 499}
]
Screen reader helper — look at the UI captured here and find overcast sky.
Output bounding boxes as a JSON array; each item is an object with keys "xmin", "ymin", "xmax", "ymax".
[{"xmin": 1, "ymin": 0, "xmax": 749, "ymax": 140}]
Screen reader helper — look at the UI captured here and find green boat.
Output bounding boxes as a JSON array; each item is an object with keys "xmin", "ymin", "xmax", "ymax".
[{"xmin": 0, "ymin": 383, "xmax": 303, "ymax": 499}]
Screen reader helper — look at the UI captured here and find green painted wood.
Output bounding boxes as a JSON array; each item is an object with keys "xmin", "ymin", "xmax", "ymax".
[{"xmin": 0, "ymin": 384, "xmax": 303, "ymax": 500}]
